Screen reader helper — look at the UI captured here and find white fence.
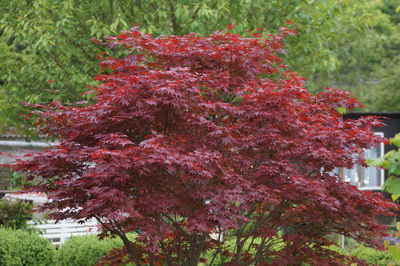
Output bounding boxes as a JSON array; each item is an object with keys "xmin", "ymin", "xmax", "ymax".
[
  {"xmin": 3, "ymin": 192, "xmax": 100, "ymax": 246},
  {"xmin": 28, "ymin": 219, "xmax": 99, "ymax": 246}
]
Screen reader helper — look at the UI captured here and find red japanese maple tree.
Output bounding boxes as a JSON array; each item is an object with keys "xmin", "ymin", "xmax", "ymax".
[{"xmin": 8, "ymin": 27, "xmax": 396, "ymax": 265}]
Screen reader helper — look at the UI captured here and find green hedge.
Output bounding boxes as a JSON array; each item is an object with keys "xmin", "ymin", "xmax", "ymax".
[
  {"xmin": 0, "ymin": 228, "xmax": 393, "ymax": 266},
  {"xmin": 57, "ymin": 234, "xmax": 124, "ymax": 266},
  {"xmin": 350, "ymin": 245, "xmax": 394, "ymax": 266},
  {"xmin": 329, "ymin": 244, "xmax": 395, "ymax": 265},
  {"xmin": 0, "ymin": 227, "xmax": 56, "ymax": 266}
]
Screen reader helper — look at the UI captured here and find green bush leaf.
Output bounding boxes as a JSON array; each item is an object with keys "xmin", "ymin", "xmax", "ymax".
[
  {"xmin": 389, "ymin": 162, "xmax": 400, "ymax": 176},
  {"xmin": 366, "ymin": 158, "xmax": 384, "ymax": 167},
  {"xmin": 383, "ymin": 177, "xmax": 400, "ymax": 201},
  {"xmin": 388, "ymin": 245, "xmax": 400, "ymax": 263},
  {"xmin": 390, "ymin": 133, "xmax": 400, "ymax": 148}
]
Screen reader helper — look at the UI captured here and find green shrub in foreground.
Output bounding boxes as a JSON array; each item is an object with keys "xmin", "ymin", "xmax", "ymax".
[
  {"xmin": 0, "ymin": 227, "xmax": 56, "ymax": 266},
  {"xmin": 57, "ymin": 234, "xmax": 124, "ymax": 266}
]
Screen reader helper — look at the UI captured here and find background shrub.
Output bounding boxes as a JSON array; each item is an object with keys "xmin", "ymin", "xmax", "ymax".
[
  {"xmin": 0, "ymin": 199, "xmax": 32, "ymax": 229},
  {"xmin": 350, "ymin": 245, "xmax": 394, "ymax": 266},
  {"xmin": 329, "ymin": 244, "xmax": 395, "ymax": 266},
  {"xmin": 0, "ymin": 227, "xmax": 56, "ymax": 266},
  {"xmin": 57, "ymin": 234, "xmax": 124, "ymax": 266}
]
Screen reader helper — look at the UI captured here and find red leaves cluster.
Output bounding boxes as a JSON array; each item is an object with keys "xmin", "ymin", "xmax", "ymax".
[{"xmin": 8, "ymin": 27, "xmax": 396, "ymax": 265}]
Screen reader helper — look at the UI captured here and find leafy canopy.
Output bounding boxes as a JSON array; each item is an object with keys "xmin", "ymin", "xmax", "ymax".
[
  {"xmin": 8, "ymin": 27, "xmax": 396, "ymax": 265},
  {"xmin": 0, "ymin": 0, "xmax": 392, "ymax": 133}
]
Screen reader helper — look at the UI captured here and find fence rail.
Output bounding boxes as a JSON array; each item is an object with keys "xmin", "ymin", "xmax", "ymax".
[{"xmin": 28, "ymin": 219, "xmax": 99, "ymax": 246}]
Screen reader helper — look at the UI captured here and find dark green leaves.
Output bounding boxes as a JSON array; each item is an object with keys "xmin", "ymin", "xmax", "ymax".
[
  {"xmin": 0, "ymin": 0, "xmax": 394, "ymax": 133},
  {"xmin": 383, "ymin": 177, "xmax": 400, "ymax": 201}
]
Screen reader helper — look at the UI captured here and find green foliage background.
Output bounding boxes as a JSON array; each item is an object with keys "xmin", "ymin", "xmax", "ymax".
[
  {"xmin": 1, "ymin": 0, "xmax": 400, "ymax": 133},
  {"xmin": 368, "ymin": 133, "xmax": 400, "ymax": 201},
  {"xmin": 0, "ymin": 199, "xmax": 32, "ymax": 230}
]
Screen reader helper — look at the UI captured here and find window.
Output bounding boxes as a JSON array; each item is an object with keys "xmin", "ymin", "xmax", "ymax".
[{"xmin": 339, "ymin": 132, "xmax": 384, "ymax": 190}]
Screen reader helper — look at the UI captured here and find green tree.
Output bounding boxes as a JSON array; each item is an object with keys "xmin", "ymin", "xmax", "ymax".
[
  {"xmin": 364, "ymin": 0, "xmax": 400, "ymax": 112},
  {"xmin": 0, "ymin": 0, "xmax": 393, "ymax": 133}
]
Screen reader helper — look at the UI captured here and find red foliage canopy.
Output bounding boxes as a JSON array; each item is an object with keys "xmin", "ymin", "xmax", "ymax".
[{"xmin": 8, "ymin": 27, "xmax": 396, "ymax": 265}]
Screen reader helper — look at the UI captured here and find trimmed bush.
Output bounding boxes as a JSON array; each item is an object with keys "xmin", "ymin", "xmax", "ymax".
[
  {"xmin": 57, "ymin": 234, "xmax": 124, "ymax": 266},
  {"xmin": 0, "ymin": 227, "xmax": 56, "ymax": 266},
  {"xmin": 350, "ymin": 245, "xmax": 394, "ymax": 266},
  {"xmin": 329, "ymin": 244, "xmax": 395, "ymax": 266}
]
